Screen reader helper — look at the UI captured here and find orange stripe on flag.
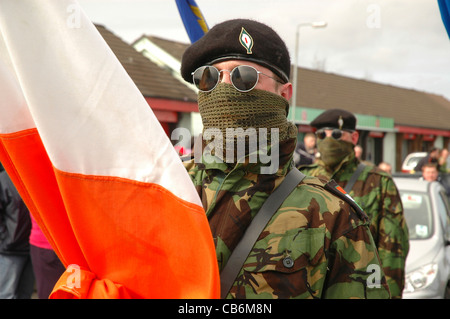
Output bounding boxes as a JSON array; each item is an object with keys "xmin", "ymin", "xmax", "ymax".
[
  {"xmin": 0, "ymin": 129, "xmax": 87, "ymax": 268},
  {"xmin": 52, "ymin": 169, "xmax": 219, "ymax": 298}
]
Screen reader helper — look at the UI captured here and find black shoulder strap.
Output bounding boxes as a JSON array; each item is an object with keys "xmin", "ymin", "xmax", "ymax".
[
  {"xmin": 344, "ymin": 163, "xmax": 366, "ymax": 193},
  {"xmin": 220, "ymin": 168, "xmax": 306, "ymax": 299}
]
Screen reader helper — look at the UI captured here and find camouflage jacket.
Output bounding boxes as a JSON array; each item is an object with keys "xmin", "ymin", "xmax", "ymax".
[
  {"xmin": 299, "ymin": 154, "xmax": 409, "ymax": 298},
  {"xmin": 184, "ymin": 138, "xmax": 390, "ymax": 299}
]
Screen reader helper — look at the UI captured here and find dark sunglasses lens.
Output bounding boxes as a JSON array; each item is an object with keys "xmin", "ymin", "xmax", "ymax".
[
  {"xmin": 331, "ymin": 130, "xmax": 343, "ymax": 139},
  {"xmin": 231, "ymin": 66, "xmax": 258, "ymax": 91},
  {"xmin": 315, "ymin": 130, "xmax": 326, "ymax": 139},
  {"xmin": 193, "ymin": 66, "xmax": 219, "ymax": 91}
]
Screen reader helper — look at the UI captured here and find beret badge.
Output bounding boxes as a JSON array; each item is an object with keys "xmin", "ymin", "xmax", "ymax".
[
  {"xmin": 239, "ymin": 27, "xmax": 253, "ymax": 54},
  {"xmin": 338, "ymin": 116, "xmax": 344, "ymax": 129}
]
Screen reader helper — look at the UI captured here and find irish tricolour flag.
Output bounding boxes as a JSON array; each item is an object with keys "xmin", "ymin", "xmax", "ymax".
[{"xmin": 0, "ymin": 0, "xmax": 219, "ymax": 298}]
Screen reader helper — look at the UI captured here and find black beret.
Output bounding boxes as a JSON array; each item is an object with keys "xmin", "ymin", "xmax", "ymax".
[
  {"xmin": 310, "ymin": 108, "xmax": 357, "ymax": 131},
  {"xmin": 181, "ymin": 19, "xmax": 290, "ymax": 84}
]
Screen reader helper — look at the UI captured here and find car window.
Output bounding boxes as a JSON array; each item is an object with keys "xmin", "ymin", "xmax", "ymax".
[
  {"xmin": 407, "ymin": 156, "xmax": 421, "ymax": 167},
  {"xmin": 437, "ymin": 190, "xmax": 450, "ymax": 239},
  {"xmin": 400, "ymin": 191, "xmax": 433, "ymax": 239}
]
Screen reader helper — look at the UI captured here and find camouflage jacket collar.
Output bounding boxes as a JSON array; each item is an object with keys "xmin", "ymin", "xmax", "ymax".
[{"xmin": 198, "ymin": 137, "xmax": 297, "ymax": 176}]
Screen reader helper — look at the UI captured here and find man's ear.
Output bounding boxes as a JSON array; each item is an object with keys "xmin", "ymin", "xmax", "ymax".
[
  {"xmin": 280, "ymin": 82, "xmax": 293, "ymax": 101},
  {"xmin": 352, "ymin": 131, "xmax": 359, "ymax": 145}
]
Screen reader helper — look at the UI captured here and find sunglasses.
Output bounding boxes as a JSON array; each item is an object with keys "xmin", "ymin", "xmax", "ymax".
[
  {"xmin": 192, "ymin": 65, "xmax": 283, "ymax": 92},
  {"xmin": 315, "ymin": 128, "xmax": 354, "ymax": 140}
]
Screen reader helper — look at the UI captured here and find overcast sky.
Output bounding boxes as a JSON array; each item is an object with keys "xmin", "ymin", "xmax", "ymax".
[{"xmin": 78, "ymin": 0, "xmax": 450, "ymax": 101}]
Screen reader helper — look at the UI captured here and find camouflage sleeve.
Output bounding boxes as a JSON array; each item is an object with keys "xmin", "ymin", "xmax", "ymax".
[
  {"xmin": 375, "ymin": 176, "xmax": 409, "ymax": 298},
  {"xmin": 321, "ymin": 180, "xmax": 391, "ymax": 299},
  {"xmin": 323, "ymin": 221, "xmax": 391, "ymax": 299}
]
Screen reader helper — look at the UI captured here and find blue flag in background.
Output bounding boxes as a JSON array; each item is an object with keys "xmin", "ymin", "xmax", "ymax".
[
  {"xmin": 175, "ymin": 0, "xmax": 209, "ymax": 43},
  {"xmin": 438, "ymin": 0, "xmax": 450, "ymax": 38}
]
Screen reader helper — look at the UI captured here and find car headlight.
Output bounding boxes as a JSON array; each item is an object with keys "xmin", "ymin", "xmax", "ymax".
[{"xmin": 404, "ymin": 263, "xmax": 438, "ymax": 293}]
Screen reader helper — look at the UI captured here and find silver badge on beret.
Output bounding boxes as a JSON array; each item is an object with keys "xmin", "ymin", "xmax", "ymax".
[{"xmin": 338, "ymin": 116, "xmax": 344, "ymax": 129}]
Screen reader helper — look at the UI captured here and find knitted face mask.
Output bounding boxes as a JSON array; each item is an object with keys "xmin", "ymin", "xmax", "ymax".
[
  {"xmin": 198, "ymin": 83, "xmax": 296, "ymax": 161},
  {"xmin": 317, "ymin": 137, "xmax": 354, "ymax": 169}
]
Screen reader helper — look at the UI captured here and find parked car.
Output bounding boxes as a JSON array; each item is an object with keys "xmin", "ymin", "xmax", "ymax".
[
  {"xmin": 393, "ymin": 177, "xmax": 450, "ymax": 298},
  {"xmin": 401, "ymin": 152, "xmax": 427, "ymax": 173}
]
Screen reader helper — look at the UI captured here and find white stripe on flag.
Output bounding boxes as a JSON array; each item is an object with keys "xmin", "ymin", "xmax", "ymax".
[{"xmin": 0, "ymin": 0, "xmax": 201, "ymax": 206}]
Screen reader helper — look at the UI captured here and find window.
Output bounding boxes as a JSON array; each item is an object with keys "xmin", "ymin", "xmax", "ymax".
[
  {"xmin": 437, "ymin": 190, "xmax": 450, "ymax": 240},
  {"xmin": 401, "ymin": 191, "xmax": 433, "ymax": 240}
]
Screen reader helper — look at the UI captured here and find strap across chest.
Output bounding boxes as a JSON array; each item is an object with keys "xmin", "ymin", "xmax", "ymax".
[{"xmin": 220, "ymin": 168, "xmax": 306, "ymax": 298}]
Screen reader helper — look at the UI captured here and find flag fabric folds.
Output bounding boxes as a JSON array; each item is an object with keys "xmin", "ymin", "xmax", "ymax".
[
  {"xmin": 438, "ymin": 0, "xmax": 450, "ymax": 38},
  {"xmin": 175, "ymin": 0, "xmax": 209, "ymax": 43},
  {"xmin": 0, "ymin": 0, "xmax": 219, "ymax": 299}
]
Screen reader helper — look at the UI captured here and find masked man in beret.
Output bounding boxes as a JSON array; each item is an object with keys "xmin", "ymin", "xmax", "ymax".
[
  {"xmin": 180, "ymin": 19, "xmax": 390, "ymax": 299},
  {"xmin": 298, "ymin": 108, "xmax": 409, "ymax": 298}
]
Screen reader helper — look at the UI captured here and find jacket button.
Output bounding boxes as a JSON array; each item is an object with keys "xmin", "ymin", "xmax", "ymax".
[{"xmin": 283, "ymin": 256, "xmax": 294, "ymax": 268}]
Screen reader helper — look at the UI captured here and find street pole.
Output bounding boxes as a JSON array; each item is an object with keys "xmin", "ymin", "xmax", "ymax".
[{"xmin": 291, "ymin": 21, "xmax": 327, "ymax": 124}]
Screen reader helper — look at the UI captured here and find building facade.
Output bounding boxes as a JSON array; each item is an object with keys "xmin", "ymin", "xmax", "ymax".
[{"xmin": 98, "ymin": 25, "xmax": 450, "ymax": 172}]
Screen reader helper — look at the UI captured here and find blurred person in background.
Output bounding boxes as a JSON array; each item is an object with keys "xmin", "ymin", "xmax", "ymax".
[
  {"xmin": 378, "ymin": 162, "xmax": 392, "ymax": 175},
  {"xmin": 354, "ymin": 144, "xmax": 363, "ymax": 160},
  {"xmin": 420, "ymin": 163, "xmax": 439, "ymax": 182},
  {"xmin": 0, "ymin": 163, "xmax": 34, "ymax": 299},
  {"xmin": 420, "ymin": 163, "xmax": 450, "ymax": 199},
  {"xmin": 414, "ymin": 147, "xmax": 448, "ymax": 173},
  {"xmin": 354, "ymin": 145, "xmax": 373, "ymax": 165},
  {"xmin": 29, "ymin": 214, "xmax": 66, "ymax": 299},
  {"xmin": 294, "ymin": 132, "xmax": 317, "ymax": 166}
]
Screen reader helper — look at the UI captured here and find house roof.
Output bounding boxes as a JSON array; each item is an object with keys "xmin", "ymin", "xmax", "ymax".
[
  {"xmin": 295, "ymin": 67, "xmax": 450, "ymax": 131},
  {"xmin": 99, "ymin": 27, "xmax": 450, "ymax": 132},
  {"xmin": 95, "ymin": 25, "xmax": 197, "ymax": 102},
  {"xmin": 139, "ymin": 35, "xmax": 450, "ymax": 132},
  {"xmin": 133, "ymin": 35, "xmax": 189, "ymax": 62}
]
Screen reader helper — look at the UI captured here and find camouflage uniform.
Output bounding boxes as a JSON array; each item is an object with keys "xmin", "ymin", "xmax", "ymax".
[
  {"xmin": 184, "ymin": 138, "xmax": 390, "ymax": 299},
  {"xmin": 299, "ymin": 153, "xmax": 409, "ymax": 298}
]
